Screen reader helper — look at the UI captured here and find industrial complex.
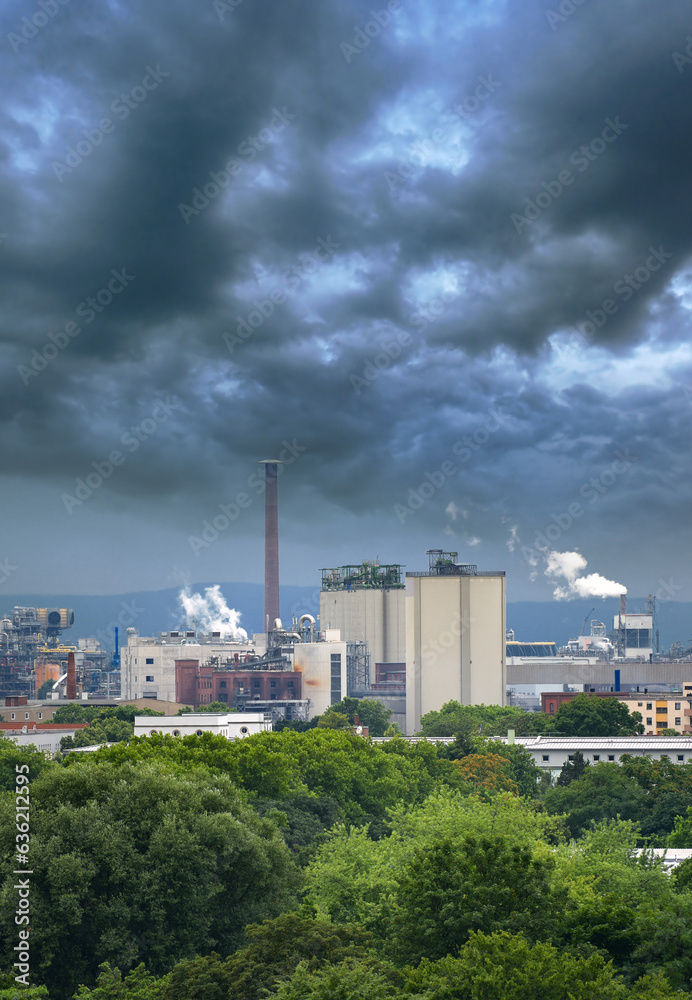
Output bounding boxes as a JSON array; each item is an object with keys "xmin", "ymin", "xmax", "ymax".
[{"xmin": 1, "ymin": 459, "xmax": 691, "ymax": 736}]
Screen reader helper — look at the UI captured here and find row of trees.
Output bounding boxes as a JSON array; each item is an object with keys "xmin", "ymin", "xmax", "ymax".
[
  {"xmin": 418, "ymin": 695, "xmax": 645, "ymax": 738},
  {"xmin": 53, "ymin": 696, "xmax": 397, "ymax": 751},
  {"xmin": 1, "ymin": 742, "xmax": 688, "ymax": 998},
  {"xmin": 1, "ymin": 694, "xmax": 690, "ymax": 998}
]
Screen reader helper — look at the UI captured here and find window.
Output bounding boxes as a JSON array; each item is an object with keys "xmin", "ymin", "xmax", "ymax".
[
  {"xmin": 10, "ymin": 713, "xmax": 15, "ymax": 720},
  {"xmin": 172, "ymin": 730, "xmax": 181, "ymax": 737},
  {"xmin": 331, "ymin": 653, "xmax": 342, "ymax": 703},
  {"xmin": 25, "ymin": 713, "xmax": 29, "ymax": 719},
  {"xmin": 657, "ymin": 707, "xmax": 667, "ymax": 714},
  {"xmin": 647, "ymin": 718, "xmax": 652, "ymax": 725},
  {"xmin": 195, "ymin": 729, "xmax": 203, "ymax": 736},
  {"xmin": 568, "ymin": 755, "xmax": 574, "ymax": 762},
  {"xmin": 145, "ymin": 675, "xmax": 154, "ymax": 682},
  {"xmin": 542, "ymin": 755, "xmax": 549, "ymax": 762},
  {"xmin": 134, "ymin": 675, "xmax": 138, "ymax": 682},
  {"xmin": 678, "ymin": 755, "xmax": 685, "ymax": 762},
  {"xmin": 38, "ymin": 712, "xmax": 42, "ymax": 719},
  {"xmin": 637, "ymin": 702, "xmax": 643, "ymax": 707},
  {"xmin": 646, "ymin": 703, "xmax": 652, "ymax": 710},
  {"xmin": 549, "ymin": 702, "xmax": 555, "ymax": 714},
  {"xmin": 287, "ymin": 680, "xmax": 294, "ymax": 687},
  {"xmin": 220, "ymin": 680, "xmax": 226, "ymax": 688},
  {"xmin": 270, "ymin": 680, "xmax": 276, "ymax": 688},
  {"xmin": 676, "ymin": 718, "xmax": 681, "ymax": 726},
  {"xmin": 254, "ymin": 680, "xmax": 260, "ymax": 688},
  {"xmin": 608, "ymin": 755, "xmax": 615, "ymax": 761},
  {"xmin": 218, "ymin": 692, "xmax": 228, "ymax": 701},
  {"xmin": 593, "ymin": 755, "xmax": 600, "ymax": 761},
  {"xmin": 271, "ymin": 694, "xmax": 276, "ymax": 700},
  {"xmin": 240, "ymin": 726, "xmax": 249, "ymax": 735},
  {"xmin": 146, "ymin": 658, "xmax": 154, "ymax": 664},
  {"xmin": 676, "ymin": 703, "xmax": 682, "ymax": 710}
]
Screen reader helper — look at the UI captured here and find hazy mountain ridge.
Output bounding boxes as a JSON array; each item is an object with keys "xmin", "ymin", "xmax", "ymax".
[{"xmin": 0, "ymin": 587, "xmax": 689, "ymax": 655}]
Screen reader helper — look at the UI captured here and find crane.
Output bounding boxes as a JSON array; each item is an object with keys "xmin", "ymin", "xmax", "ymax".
[{"xmin": 579, "ymin": 607, "xmax": 595, "ymax": 638}]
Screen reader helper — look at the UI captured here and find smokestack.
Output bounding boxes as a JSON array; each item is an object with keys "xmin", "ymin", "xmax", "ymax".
[
  {"xmin": 260, "ymin": 460, "xmax": 283, "ymax": 631},
  {"xmin": 66, "ymin": 651, "xmax": 77, "ymax": 700},
  {"xmin": 620, "ymin": 593, "xmax": 627, "ymax": 616}
]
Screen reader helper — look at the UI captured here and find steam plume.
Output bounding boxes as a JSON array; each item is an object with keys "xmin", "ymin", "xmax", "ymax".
[
  {"xmin": 178, "ymin": 585, "xmax": 248, "ymax": 639},
  {"xmin": 545, "ymin": 550, "xmax": 627, "ymax": 600}
]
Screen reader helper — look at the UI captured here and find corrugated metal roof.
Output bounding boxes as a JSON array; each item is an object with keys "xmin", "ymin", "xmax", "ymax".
[{"xmin": 506, "ymin": 736, "xmax": 692, "ymax": 750}]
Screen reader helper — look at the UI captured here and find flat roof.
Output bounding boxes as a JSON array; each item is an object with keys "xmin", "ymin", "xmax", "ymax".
[
  {"xmin": 135, "ymin": 713, "xmax": 269, "ymax": 723},
  {"xmin": 502, "ymin": 736, "xmax": 692, "ymax": 750}
]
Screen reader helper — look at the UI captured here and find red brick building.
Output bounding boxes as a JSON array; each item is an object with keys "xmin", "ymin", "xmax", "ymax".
[{"xmin": 175, "ymin": 659, "xmax": 301, "ymax": 708}]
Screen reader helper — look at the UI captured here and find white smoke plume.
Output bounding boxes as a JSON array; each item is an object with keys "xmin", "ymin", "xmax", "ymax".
[
  {"xmin": 178, "ymin": 585, "xmax": 248, "ymax": 639},
  {"xmin": 545, "ymin": 551, "xmax": 627, "ymax": 601}
]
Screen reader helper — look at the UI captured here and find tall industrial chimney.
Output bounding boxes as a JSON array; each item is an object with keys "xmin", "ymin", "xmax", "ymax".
[
  {"xmin": 260, "ymin": 460, "xmax": 283, "ymax": 631},
  {"xmin": 66, "ymin": 651, "xmax": 77, "ymax": 700}
]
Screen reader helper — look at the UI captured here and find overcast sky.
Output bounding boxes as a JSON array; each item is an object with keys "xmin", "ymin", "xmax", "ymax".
[{"xmin": 1, "ymin": 0, "xmax": 691, "ymax": 605}]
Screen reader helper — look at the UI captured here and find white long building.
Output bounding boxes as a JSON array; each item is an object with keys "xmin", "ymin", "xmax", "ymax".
[{"xmin": 134, "ymin": 712, "xmax": 271, "ymax": 739}]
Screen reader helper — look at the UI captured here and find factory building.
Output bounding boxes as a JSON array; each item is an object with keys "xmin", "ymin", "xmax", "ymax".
[
  {"xmin": 320, "ymin": 562, "xmax": 406, "ymax": 666},
  {"xmin": 319, "ymin": 561, "xmax": 406, "ymax": 727},
  {"xmin": 406, "ymin": 551, "xmax": 506, "ymax": 735},
  {"xmin": 122, "ymin": 621, "xmax": 347, "ymax": 721}
]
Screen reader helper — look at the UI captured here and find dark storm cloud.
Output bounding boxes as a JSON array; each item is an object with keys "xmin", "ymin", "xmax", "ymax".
[{"xmin": 1, "ymin": 0, "xmax": 691, "ymax": 594}]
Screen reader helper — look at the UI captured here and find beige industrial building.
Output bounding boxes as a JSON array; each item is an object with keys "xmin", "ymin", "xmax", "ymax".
[
  {"xmin": 320, "ymin": 576, "xmax": 405, "ymax": 664},
  {"xmin": 406, "ymin": 551, "xmax": 506, "ymax": 735}
]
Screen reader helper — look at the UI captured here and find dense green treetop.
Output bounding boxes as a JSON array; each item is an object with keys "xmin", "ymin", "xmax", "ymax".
[
  {"xmin": 52, "ymin": 705, "xmax": 162, "ymax": 724},
  {"xmin": 0, "ymin": 738, "xmax": 56, "ymax": 791},
  {"xmin": 418, "ymin": 701, "xmax": 549, "ymax": 737},
  {"xmin": 418, "ymin": 697, "xmax": 645, "ymax": 740},
  {"xmin": 402, "ymin": 931, "xmax": 679, "ymax": 1000},
  {"xmin": 544, "ymin": 763, "xmax": 649, "ymax": 838},
  {"xmin": 327, "ymin": 698, "xmax": 393, "ymax": 737},
  {"xmin": 551, "ymin": 695, "xmax": 644, "ymax": 737},
  {"xmin": 0, "ymin": 762, "xmax": 298, "ymax": 1000},
  {"xmin": 78, "ymin": 728, "xmax": 465, "ymax": 831}
]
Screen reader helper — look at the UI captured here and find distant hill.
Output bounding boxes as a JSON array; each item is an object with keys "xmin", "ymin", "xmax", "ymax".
[
  {"xmin": 507, "ymin": 597, "xmax": 691, "ymax": 652},
  {"xmin": 0, "ymin": 582, "xmax": 319, "ymax": 653},
  {"xmin": 0, "ymin": 587, "xmax": 689, "ymax": 655}
]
